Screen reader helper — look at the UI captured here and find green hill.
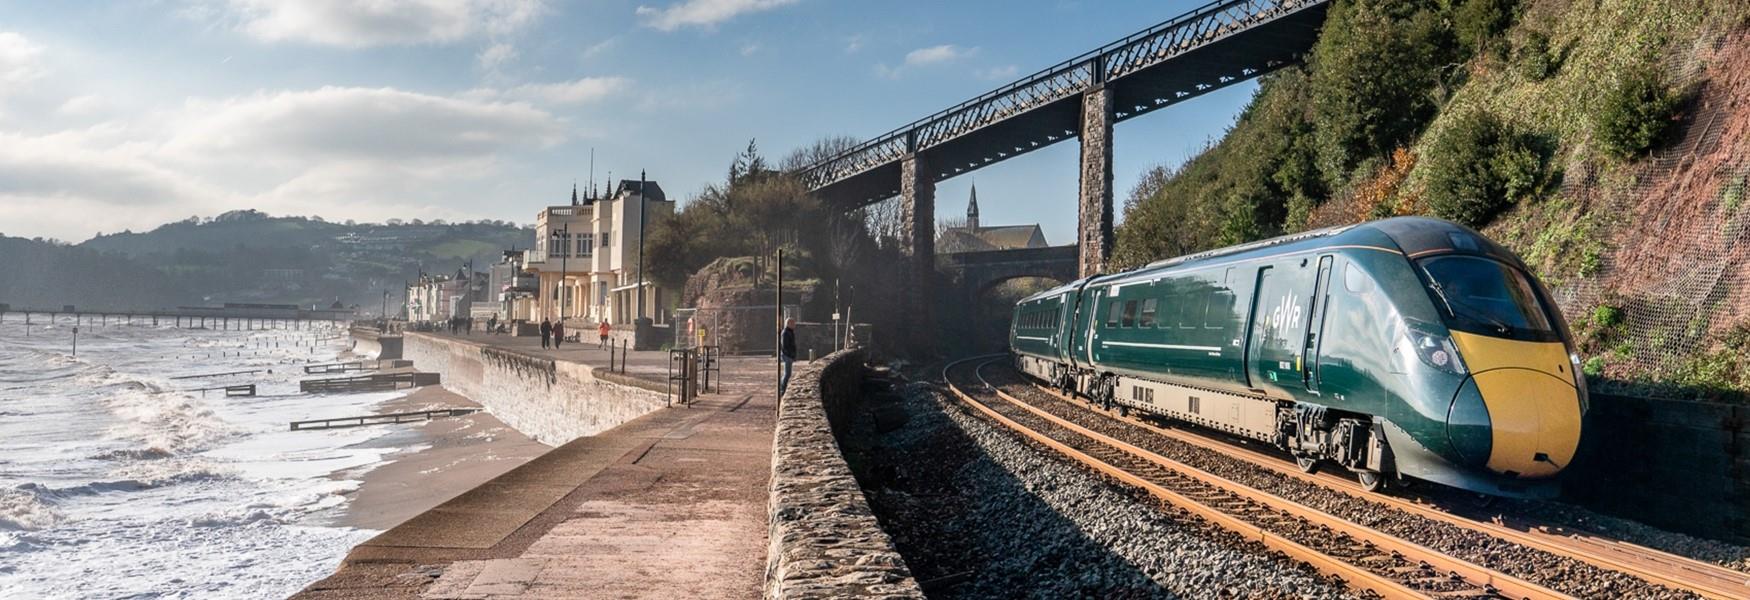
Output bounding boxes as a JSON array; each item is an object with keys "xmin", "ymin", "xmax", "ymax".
[
  {"xmin": 0, "ymin": 211, "xmax": 532, "ymax": 313},
  {"xmin": 1114, "ymin": 0, "xmax": 1750, "ymax": 397}
]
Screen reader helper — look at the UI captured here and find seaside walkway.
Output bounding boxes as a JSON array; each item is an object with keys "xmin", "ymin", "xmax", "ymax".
[{"xmin": 293, "ymin": 335, "xmax": 782, "ymax": 599}]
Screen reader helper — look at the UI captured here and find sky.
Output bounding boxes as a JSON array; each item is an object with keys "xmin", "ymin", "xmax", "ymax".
[{"xmin": 0, "ymin": 0, "xmax": 1261, "ymax": 245}]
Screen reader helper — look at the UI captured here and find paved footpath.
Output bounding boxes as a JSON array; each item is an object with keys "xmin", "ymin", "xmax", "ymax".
[{"xmin": 294, "ymin": 337, "xmax": 782, "ymax": 599}]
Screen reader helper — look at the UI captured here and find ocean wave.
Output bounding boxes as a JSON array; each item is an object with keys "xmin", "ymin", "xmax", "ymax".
[
  {"xmin": 0, "ymin": 486, "xmax": 63, "ymax": 532},
  {"xmin": 103, "ymin": 385, "xmax": 238, "ymax": 455}
]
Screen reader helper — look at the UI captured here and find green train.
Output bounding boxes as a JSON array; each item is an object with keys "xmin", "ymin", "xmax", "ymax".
[{"xmin": 1009, "ymin": 217, "xmax": 1584, "ymax": 498}]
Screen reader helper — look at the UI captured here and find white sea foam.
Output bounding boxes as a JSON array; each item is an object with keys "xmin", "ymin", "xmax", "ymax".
[{"xmin": 0, "ymin": 318, "xmax": 415, "ymax": 598}]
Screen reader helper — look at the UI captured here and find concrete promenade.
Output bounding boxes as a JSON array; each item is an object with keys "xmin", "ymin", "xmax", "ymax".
[{"xmin": 295, "ymin": 334, "xmax": 784, "ymax": 599}]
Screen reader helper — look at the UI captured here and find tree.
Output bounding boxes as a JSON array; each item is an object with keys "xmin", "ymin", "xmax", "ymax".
[{"xmin": 780, "ymin": 135, "xmax": 862, "ymax": 172}]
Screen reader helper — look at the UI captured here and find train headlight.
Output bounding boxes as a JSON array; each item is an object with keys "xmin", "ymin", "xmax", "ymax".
[{"xmin": 1408, "ymin": 331, "xmax": 1468, "ymax": 375}]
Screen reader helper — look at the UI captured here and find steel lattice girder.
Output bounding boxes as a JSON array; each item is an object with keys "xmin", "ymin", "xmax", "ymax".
[{"xmin": 804, "ymin": 0, "xmax": 1331, "ymax": 209}]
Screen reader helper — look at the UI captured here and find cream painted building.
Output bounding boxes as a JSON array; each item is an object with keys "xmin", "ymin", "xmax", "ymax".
[{"xmin": 527, "ymin": 179, "xmax": 675, "ymax": 326}]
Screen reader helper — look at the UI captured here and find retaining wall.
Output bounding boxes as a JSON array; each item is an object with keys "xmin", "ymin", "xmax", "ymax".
[
  {"xmin": 349, "ymin": 328, "xmax": 403, "ymax": 360},
  {"xmin": 400, "ymin": 332, "xmax": 668, "ymax": 445},
  {"xmin": 1565, "ymin": 394, "xmax": 1748, "ymax": 543},
  {"xmin": 764, "ymin": 350, "xmax": 924, "ymax": 600}
]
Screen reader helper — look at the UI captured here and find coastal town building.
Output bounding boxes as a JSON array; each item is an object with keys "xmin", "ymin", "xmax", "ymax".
[
  {"xmin": 938, "ymin": 184, "xmax": 1049, "ymax": 253},
  {"xmin": 527, "ymin": 179, "xmax": 676, "ymax": 326},
  {"xmin": 404, "ymin": 269, "xmax": 472, "ymax": 323}
]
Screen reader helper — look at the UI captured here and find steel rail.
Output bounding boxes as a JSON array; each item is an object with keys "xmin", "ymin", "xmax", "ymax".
[
  {"xmin": 941, "ymin": 356, "xmax": 1570, "ymax": 600},
  {"xmin": 1008, "ymin": 370, "xmax": 1750, "ymax": 600}
]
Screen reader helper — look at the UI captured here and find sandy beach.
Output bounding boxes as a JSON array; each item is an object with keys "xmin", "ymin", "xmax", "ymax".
[{"xmin": 328, "ymin": 385, "xmax": 552, "ymax": 531}]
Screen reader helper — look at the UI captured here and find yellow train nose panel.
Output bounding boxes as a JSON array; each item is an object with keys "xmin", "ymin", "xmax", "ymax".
[
  {"xmin": 1450, "ymin": 333, "xmax": 1582, "ymax": 479},
  {"xmin": 1470, "ymin": 369, "xmax": 1581, "ymax": 478}
]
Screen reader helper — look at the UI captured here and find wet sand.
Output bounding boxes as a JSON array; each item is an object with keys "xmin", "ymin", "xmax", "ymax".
[{"xmin": 328, "ymin": 385, "xmax": 552, "ymax": 531}]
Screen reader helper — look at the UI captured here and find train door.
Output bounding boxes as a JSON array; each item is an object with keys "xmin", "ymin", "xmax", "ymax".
[
  {"xmin": 1247, "ymin": 260, "xmax": 1316, "ymax": 398},
  {"xmin": 1303, "ymin": 255, "xmax": 1335, "ymax": 393}
]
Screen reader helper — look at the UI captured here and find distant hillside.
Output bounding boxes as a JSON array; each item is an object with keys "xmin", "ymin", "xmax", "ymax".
[
  {"xmin": 1114, "ymin": 0, "xmax": 1750, "ymax": 396},
  {"xmin": 0, "ymin": 210, "xmax": 532, "ymax": 314},
  {"xmin": 0, "ymin": 236, "xmax": 184, "ymax": 311}
]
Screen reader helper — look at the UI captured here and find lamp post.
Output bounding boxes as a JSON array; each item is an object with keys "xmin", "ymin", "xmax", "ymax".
[
  {"xmin": 550, "ymin": 223, "xmax": 570, "ymax": 323},
  {"xmin": 636, "ymin": 170, "xmax": 647, "ymax": 322}
]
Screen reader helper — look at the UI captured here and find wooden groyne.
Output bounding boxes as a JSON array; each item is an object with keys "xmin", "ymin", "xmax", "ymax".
[
  {"xmin": 299, "ymin": 372, "xmax": 439, "ymax": 394},
  {"xmin": 290, "ymin": 408, "xmax": 477, "ymax": 431}
]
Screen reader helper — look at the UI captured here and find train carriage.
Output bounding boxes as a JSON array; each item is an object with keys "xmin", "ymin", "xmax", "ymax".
[{"xmin": 1010, "ymin": 217, "xmax": 1585, "ymax": 498}]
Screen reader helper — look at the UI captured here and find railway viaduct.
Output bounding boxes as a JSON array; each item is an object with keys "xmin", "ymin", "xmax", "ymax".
[{"xmin": 801, "ymin": 0, "xmax": 1331, "ymax": 351}]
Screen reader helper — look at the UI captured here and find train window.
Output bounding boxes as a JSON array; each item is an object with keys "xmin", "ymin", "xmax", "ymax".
[
  {"xmin": 1205, "ymin": 291, "xmax": 1233, "ymax": 329},
  {"xmin": 1180, "ymin": 293, "xmax": 1201, "ymax": 329},
  {"xmin": 1343, "ymin": 263, "xmax": 1373, "ymax": 294},
  {"xmin": 1122, "ymin": 300, "xmax": 1138, "ymax": 327},
  {"xmin": 1139, "ymin": 299, "xmax": 1158, "ymax": 327},
  {"xmin": 1417, "ymin": 255, "xmax": 1558, "ymax": 341},
  {"xmin": 1106, "ymin": 300, "xmax": 1121, "ymax": 327}
]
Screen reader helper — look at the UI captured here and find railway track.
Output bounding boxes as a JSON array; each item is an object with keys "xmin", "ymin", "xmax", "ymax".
[
  {"xmin": 987, "ymin": 364, "xmax": 1750, "ymax": 600},
  {"xmin": 944, "ymin": 356, "xmax": 1566, "ymax": 600}
]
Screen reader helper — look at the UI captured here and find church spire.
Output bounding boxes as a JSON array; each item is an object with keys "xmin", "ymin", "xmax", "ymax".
[
  {"xmin": 966, "ymin": 182, "xmax": 980, "ymax": 231},
  {"xmin": 571, "ymin": 181, "xmax": 578, "ymax": 206}
]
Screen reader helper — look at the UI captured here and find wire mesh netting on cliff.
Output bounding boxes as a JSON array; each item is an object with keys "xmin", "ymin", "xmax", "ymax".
[{"xmin": 1542, "ymin": 40, "xmax": 1750, "ymax": 385}]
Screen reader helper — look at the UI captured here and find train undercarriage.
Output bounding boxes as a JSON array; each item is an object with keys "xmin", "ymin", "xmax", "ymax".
[{"xmin": 1016, "ymin": 354, "xmax": 1396, "ymax": 491}]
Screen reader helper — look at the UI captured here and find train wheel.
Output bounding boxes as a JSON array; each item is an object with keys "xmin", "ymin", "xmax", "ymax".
[
  {"xmin": 1117, "ymin": 404, "xmax": 1130, "ymax": 418},
  {"xmin": 1356, "ymin": 471, "xmax": 1386, "ymax": 492},
  {"xmin": 1294, "ymin": 455, "xmax": 1319, "ymax": 474}
]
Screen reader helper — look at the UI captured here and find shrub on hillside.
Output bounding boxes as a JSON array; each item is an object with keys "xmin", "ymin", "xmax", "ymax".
[
  {"xmin": 1455, "ymin": 0, "xmax": 1519, "ymax": 56},
  {"xmin": 1423, "ymin": 110, "xmax": 1550, "ymax": 227},
  {"xmin": 1593, "ymin": 66, "xmax": 1686, "ymax": 159},
  {"xmin": 1310, "ymin": 0, "xmax": 1457, "ymax": 192},
  {"xmin": 1513, "ymin": 29, "xmax": 1557, "ymax": 80}
]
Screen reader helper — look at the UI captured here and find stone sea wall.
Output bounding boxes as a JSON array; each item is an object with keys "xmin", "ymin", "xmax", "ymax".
[
  {"xmin": 764, "ymin": 350, "xmax": 924, "ymax": 600},
  {"xmin": 400, "ymin": 332, "xmax": 667, "ymax": 445}
]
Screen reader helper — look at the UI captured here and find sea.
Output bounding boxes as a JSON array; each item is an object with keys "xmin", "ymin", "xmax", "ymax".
[{"xmin": 0, "ymin": 316, "xmax": 418, "ymax": 599}]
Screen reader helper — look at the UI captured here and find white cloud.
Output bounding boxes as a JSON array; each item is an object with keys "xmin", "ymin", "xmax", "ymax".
[
  {"xmin": 876, "ymin": 44, "xmax": 978, "ymax": 79},
  {"xmin": 976, "ymin": 64, "xmax": 1020, "ymax": 81},
  {"xmin": 477, "ymin": 42, "xmax": 518, "ymax": 71},
  {"xmin": 739, "ymin": 42, "xmax": 761, "ymax": 56},
  {"xmin": 161, "ymin": 86, "xmax": 567, "ymax": 163},
  {"xmin": 635, "ymin": 0, "xmax": 798, "ymax": 32},
  {"xmin": 0, "ymin": 32, "xmax": 45, "ymax": 88},
  {"xmin": 56, "ymin": 95, "xmax": 111, "ymax": 117},
  {"xmin": 581, "ymin": 37, "xmax": 620, "ymax": 60},
  {"xmin": 466, "ymin": 77, "xmax": 631, "ymax": 106},
  {"xmin": 843, "ymin": 34, "xmax": 864, "ymax": 54},
  {"xmin": 190, "ymin": 0, "xmax": 547, "ymax": 47},
  {"xmin": 904, "ymin": 44, "xmax": 974, "ymax": 66}
]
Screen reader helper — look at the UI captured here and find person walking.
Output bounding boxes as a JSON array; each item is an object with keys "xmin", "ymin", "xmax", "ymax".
[
  {"xmin": 487, "ymin": 316, "xmax": 497, "ymax": 335},
  {"xmin": 540, "ymin": 318, "xmax": 552, "ymax": 349},
  {"xmin": 553, "ymin": 320, "xmax": 565, "ymax": 349},
  {"xmin": 598, "ymin": 320, "xmax": 610, "ymax": 350},
  {"xmin": 778, "ymin": 318, "xmax": 796, "ymax": 394}
]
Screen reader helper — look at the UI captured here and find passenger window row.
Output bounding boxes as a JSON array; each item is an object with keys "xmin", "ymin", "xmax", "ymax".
[
  {"xmin": 1018, "ymin": 304, "xmax": 1063, "ymax": 330},
  {"xmin": 1105, "ymin": 290, "xmax": 1233, "ymax": 330}
]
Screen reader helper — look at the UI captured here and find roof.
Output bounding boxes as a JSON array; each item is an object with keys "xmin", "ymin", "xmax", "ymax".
[
  {"xmin": 617, "ymin": 179, "xmax": 668, "ymax": 203},
  {"xmin": 941, "ymin": 224, "xmax": 1047, "ymax": 253}
]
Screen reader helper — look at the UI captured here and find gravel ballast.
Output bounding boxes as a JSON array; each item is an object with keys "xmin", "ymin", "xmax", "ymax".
[{"xmin": 841, "ymin": 378, "xmax": 1359, "ymax": 599}]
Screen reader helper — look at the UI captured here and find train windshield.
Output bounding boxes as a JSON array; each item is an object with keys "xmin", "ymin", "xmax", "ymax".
[{"xmin": 1416, "ymin": 255, "xmax": 1559, "ymax": 342}]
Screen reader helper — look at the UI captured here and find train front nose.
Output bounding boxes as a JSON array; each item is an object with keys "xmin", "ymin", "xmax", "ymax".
[
  {"xmin": 1445, "ymin": 332, "xmax": 1583, "ymax": 479},
  {"xmin": 1451, "ymin": 369, "xmax": 1581, "ymax": 478}
]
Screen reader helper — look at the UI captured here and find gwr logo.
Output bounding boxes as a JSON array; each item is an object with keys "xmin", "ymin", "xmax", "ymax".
[{"xmin": 1268, "ymin": 291, "xmax": 1302, "ymax": 335}]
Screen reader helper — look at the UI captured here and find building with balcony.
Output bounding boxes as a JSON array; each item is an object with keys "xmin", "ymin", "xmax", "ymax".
[{"xmin": 526, "ymin": 179, "xmax": 676, "ymax": 326}]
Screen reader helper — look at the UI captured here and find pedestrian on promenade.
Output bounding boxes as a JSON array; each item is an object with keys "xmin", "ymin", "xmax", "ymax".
[
  {"xmin": 778, "ymin": 318, "xmax": 796, "ymax": 394},
  {"xmin": 487, "ymin": 316, "xmax": 497, "ymax": 335},
  {"xmin": 553, "ymin": 321, "xmax": 565, "ymax": 349},
  {"xmin": 540, "ymin": 318, "xmax": 552, "ymax": 349},
  {"xmin": 598, "ymin": 320, "xmax": 610, "ymax": 349}
]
